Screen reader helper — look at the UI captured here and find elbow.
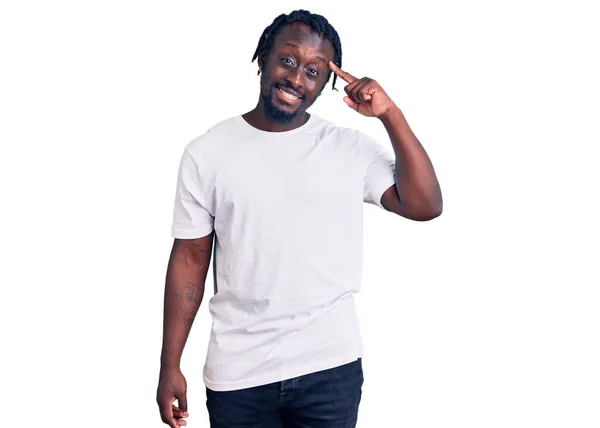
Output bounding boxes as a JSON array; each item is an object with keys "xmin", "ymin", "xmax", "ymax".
[
  {"xmin": 412, "ymin": 210, "xmax": 442, "ymax": 221},
  {"xmin": 424, "ymin": 196, "xmax": 444, "ymax": 220},
  {"xmin": 426, "ymin": 206, "xmax": 443, "ymax": 220},
  {"xmin": 426, "ymin": 201, "xmax": 444, "ymax": 220},
  {"xmin": 404, "ymin": 202, "xmax": 443, "ymax": 221},
  {"xmin": 430, "ymin": 200, "xmax": 444, "ymax": 219}
]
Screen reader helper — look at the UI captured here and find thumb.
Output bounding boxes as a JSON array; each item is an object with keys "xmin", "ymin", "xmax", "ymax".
[
  {"xmin": 343, "ymin": 96, "xmax": 359, "ymax": 110},
  {"xmin": 178, "ymin": 394, "xmax": 188, "ymax": 416}
]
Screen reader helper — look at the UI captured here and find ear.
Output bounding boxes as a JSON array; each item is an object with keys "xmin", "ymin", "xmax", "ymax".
[{"xmin": 258, "ymin": 51, "xmax": 268, "ymax": 70}]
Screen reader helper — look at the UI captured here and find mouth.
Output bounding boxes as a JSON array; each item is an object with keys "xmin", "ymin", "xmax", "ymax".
[{"xmin": 275, "ymin": 86, "xmax": 302, "ymax": 104}]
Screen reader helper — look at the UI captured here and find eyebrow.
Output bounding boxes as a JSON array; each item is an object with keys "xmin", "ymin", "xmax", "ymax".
[{"xmin": 282, "ymin": 42, "xmax": 328, "ymax": 64}]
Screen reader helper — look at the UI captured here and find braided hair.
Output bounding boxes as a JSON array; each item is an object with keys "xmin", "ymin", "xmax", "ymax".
[{"xmin": 251, "ymin": 9, "xmax": 343, "ymax": 91}]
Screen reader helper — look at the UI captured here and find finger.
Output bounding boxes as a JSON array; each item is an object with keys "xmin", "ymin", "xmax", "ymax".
[
  {"xmin": 328, "ymin": 61, "xmax": 358, "ymax": 83},
  {"xmin": 177, "ymin": 395, "xmax": 188, "ymax": 415},
  {"xmin": 343, "ymin": 96, "xmax": 359, "ymax": 111},
  {"xmin": 172, "ymin": 407, "xmax": 188, "ymax": 427},
  {"xmin": 172, "ymin": 406, "xmax": 189, "ymax": 418},
  {"xmin": 354, "ymin": 80, "xmax": 373, "ymax": 103},
  {"xmin": 159, "ymin": 398, "xmax": 179, "ymax": 428},
  {"xmin": 349, "ymin": 80, "xmax": 366, "ymax": 103},
  {"xmin": 344, "ymin": 80, "xmax": 363, "ymax": 104}
]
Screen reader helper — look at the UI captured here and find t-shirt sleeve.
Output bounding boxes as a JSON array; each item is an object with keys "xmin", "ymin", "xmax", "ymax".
[
  {"xmin": 363, "ymin": 139, "xmax": 396, "ymax": 209},
  {"xmin": 171, "ymin": 149, "xmax": 214, "ymax": 239}
]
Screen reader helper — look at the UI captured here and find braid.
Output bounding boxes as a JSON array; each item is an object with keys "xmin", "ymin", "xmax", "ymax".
[{"xmin": 251, "ymin": 9, "xmax": 343, "ymax": 91}]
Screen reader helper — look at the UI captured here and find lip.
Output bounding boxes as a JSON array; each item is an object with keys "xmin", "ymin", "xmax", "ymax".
[
  {"xmin": 277, "ymin": 85, "xmax": 302, "ymax": 98},
  {"xmin": 276, "ymin": 86, "xmax": 303, "ymax": 102}
]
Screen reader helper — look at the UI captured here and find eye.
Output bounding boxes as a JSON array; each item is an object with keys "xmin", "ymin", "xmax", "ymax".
[
  {"xmin": 308, "ymin": 68, "xmax": 319, "ymax": 76},
  {"xmin": 281, "ymin": 58, "xmax": 293, "ymax": 66}
]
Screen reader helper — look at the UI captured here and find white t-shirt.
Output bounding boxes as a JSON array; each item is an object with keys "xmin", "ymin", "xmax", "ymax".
[{"xmin": 171, "ymin": 113, "xmax": 396, "ymax": 392}]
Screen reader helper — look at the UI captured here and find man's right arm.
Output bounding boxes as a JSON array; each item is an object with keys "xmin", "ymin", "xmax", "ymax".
[
  {"xmin": 160, "ymin": 233, "xmax": 214, "ymax": 366},
  {"xmin": 157, "ymin": 232, "xmax": 214, "ymax": 428}
]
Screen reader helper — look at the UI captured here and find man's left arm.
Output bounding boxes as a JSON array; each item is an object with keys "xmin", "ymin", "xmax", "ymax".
[
  {"xmin": 329, "ymin": 61, "xmax": 443, "ymax": 221},
  {"xmin": 378, "ymin": 106, "xmax": 443, "ymax": 221}
]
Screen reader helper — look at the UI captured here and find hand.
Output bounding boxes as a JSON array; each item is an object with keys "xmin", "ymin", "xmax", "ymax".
[
  {"xmin": 157, "ymin": 367, "xmax": 189, "ymax": 427},
  {"xmin": 328, "ymin": 61, "xmax": 397, "ymax": 119}
]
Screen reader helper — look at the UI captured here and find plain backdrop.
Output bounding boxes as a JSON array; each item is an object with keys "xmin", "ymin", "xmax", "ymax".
[{"xmin": 1, "ymin": 0, "xmax": 599, "ymax": 427}]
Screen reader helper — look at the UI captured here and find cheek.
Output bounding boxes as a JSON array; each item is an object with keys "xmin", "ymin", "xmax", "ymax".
[
  {"xmin": 267, "ymin": 65, "xmax": 287, "ymax": 80},
  {"xmin": 306, "ymin": 79, "xmax": 325, "ymax": 97},
  {"xmin": 259, "ymin": 73, "xmax": 275, "ymax": 93}
]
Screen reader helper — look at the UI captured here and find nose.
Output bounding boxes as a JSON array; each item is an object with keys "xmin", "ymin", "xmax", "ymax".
[{"xmin": 285, "ymin": 68, "xmax": 304, "ymax": 91}]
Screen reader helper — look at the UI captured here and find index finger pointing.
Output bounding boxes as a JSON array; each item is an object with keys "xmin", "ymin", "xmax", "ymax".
[{"xmin": 328, "ymin": 61, "xmax": 357, "ymax": 83}]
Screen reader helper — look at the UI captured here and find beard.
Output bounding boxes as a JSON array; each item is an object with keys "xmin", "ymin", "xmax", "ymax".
[{"xmin": 261, "ymin": 81, "xmax": 305, "ymax": 125}]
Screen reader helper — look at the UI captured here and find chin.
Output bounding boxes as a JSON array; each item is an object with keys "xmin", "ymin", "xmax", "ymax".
[{"xmin": 263, "ymin": 88, "xmax": 303, "ymax": 124}]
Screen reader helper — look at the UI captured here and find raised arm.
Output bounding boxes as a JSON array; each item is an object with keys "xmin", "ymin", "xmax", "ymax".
[{"xmin": 157, "ymin": 232, "xmax": 214, "ymax": 428}]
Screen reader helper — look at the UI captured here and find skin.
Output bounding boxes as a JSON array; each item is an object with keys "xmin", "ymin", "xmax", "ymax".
[
  {"xmin": 242, "ymin": 22, "xmax": 335, "ymax": 132},
  {"xmin": 327, "ymin": 62, "xmax": 443, "ymax": 220},
  {"xmin": 157, "ymin": 19, "xmax": 443, "ymax": 428},
  {"xmin": 243, "ymin": 21, "xmax": 442, "ymax": 219},
  {"xmin": 157, "ymin": 234, "xmax": 214, "ymax": 428}
]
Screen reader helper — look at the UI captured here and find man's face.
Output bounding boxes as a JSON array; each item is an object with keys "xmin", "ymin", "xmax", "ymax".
[{"xmin": 259, "ymin": 22, "xmax": 335, "ymax": 125}]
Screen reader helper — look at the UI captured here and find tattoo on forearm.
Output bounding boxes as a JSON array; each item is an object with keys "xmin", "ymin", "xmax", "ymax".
[{"xmin": 176, "ymin": 282, "xmax": 202, "ymax": 326}]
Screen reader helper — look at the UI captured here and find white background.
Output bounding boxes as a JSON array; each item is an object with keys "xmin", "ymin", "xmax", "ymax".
[{"xmin": 1, "ymin": 0, "xmax": 599, "ymax": 427}]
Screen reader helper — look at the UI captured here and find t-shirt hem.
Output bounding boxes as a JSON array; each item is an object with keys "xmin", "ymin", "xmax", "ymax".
[
  {"xmin": 371, "ymin": 178, "xmax": 396, "ymax": 209},
  {"xmin": 203, "ymin": 353, "xmax": 364, "ymax": 392},
  {"xmin": 171, "ymin": 228, "xmax": 214, "ymax": 239}
]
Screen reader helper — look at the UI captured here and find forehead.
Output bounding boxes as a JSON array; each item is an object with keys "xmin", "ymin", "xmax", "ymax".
[{"xmin": 272, "ymin": 22, "xmax": 334, "ymax": 59}]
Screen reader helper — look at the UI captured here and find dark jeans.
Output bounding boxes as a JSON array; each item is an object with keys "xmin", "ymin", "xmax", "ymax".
[{"xmin": 206, "ymin": 358, "xmax": 364, "ymax": 427}]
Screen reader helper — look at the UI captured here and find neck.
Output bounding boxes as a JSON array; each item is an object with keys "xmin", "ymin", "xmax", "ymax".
[{"xmin": 243, "ymin": 102, "xmax": 310, "ymax": 133}]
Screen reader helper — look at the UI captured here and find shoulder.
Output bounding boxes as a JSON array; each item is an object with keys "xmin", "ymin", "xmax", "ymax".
[
  {"xmin": 311, "ymin": 114, "xmax": 379, "ymax": 152},
  {"xmin": 184, "ymin": 115, "xmax": 241, "ymax": 159}
]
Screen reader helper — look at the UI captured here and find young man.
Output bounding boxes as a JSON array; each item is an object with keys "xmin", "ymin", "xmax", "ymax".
[{"xmin": 157, "ymin": 9, "xmax": 442, "ymax": 428}]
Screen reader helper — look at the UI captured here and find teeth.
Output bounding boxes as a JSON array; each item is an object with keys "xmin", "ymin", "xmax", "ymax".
[{"xmin": 279, "ymin": 88, "xmax": 299, "ymax": 100}]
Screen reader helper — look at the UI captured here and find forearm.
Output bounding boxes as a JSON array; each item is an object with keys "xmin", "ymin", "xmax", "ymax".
[
  {"xmin": 160, "ymin": 241, "xmax": 211, "ymax": 368},
  {"xmin": 379, "ymin": 106, "xmax": 443, "ymax": 218}
]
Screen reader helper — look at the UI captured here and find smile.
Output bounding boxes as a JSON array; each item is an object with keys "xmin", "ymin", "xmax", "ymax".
[{"xmin": 277, "ymin": 87, "xmax": 301, "ymax": 102}]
